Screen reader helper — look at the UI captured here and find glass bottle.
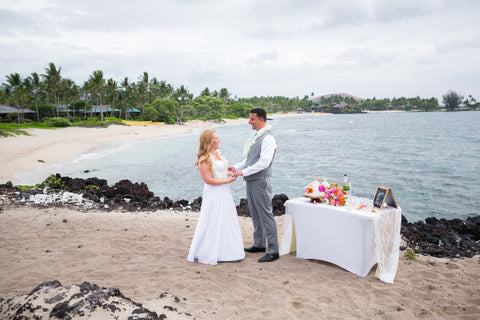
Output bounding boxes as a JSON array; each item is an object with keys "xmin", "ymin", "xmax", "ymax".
[{"xmin": 342, "ymin": 174, "xmax": 351, "ymax": 195}]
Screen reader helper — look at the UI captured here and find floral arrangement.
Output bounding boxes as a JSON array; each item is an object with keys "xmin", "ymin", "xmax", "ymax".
[
  {"xmin": 305, "ymin": 183, "xmax": 326, "ymax": 195},
  {"xmin": 325, "ymin": 186, "xmax": 347, "ymax": 206}
]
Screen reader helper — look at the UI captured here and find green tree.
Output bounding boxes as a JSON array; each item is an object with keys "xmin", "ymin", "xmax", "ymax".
[
  {"xmin": 68, "ymin": 81, "xmax": 81, "ymax": 118},
  {"xmin": 227, "ymin": 101, "xmax": 253, "ymax": 117},
  {"xmin": 2, "ymin": 73, "xmax": 24, "ymax": 123},
  {"xmin": 89, "ymin": 70, "xmax": 105, "ymax": 120},
  {"xmin": 42, "ymin": 62, "xmax": 62, "ymax": 116},
  {"xmin": 28, "ymin": 72, "xmax": 42, "ymax": 121},
  {"xmin": 106, "ymin": 78, "xmax": 118, "ymax": 117},
  {"xmin": 463, "ymin": 94, "xmax": 478, "ymax": 109},
  {"xmin": 418, "ymin": 97, "xmax": 439, "ymax": 111},
  {"xmin": 138, "ymin": 72, "xmax": 150, "ymax": 113},
  {"xmin": 158, "ymin": 80, "xmax": 174, "ymax": 98},
  {"xmin": 35, "ymin": 104, "xmax": 57, "ymax": 119},
  {"xmin": 149, "ymin": 97, "xmax": 179, "ymax": 124},
  {"xmin": 175, "ymin": 85, "xmax": 193, "ymax": 105},
  {"xmin": 142, "ymin": 106, "xmax": 159, "ymax": 121},
  {"xmin": 442, "ymin": 90, "xmax": 463, "ymax": 110},
  {"xmin": 191, "ymin": 96, "xmax": 226, "ymax": 120},
  {"xmin": 219, "ymin": 88, "xmax": 231, "ymax": 103},
  {"xmin": 82, "ymin": 80, "xmax": 92, "ymax": 119},
  {"xmin": 119, "ymin": 77, "xmax": 132, "ymax": 119},
  {"xmin": 200, "ymin": 87, "xmax": 211, "ymax": 97},
  {"xmin": 59, "ymin": 78, "xmax": 77, "ymax": 120}
]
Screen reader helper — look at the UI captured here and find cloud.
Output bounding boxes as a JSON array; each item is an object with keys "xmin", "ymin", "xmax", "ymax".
[
  {"xmin": 0, "ymin": 0, "xmax": 479, "ymax": 101},
  {"xmin": 245, "ymin": 51, "xmax": 279, "ymax": 66}
]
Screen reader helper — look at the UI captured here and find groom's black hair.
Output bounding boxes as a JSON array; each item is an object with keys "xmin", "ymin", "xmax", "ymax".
[{"xmin": 250, "ymin": 108, "xmax": 267, "ymax": 122}]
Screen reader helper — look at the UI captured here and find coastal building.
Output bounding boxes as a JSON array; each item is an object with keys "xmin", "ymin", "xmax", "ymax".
[
  {"xmin": 0, "ymin": 104, "xmax": 35, "ymax": 121},
  {"xmin": 330, "ymin": 102, "xmax": 350, "ymax": 113}
]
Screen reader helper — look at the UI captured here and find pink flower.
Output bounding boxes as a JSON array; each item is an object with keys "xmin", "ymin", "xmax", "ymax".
[
  {"xmin": 318, "ymin": 185, "xmax": 326, "ymax": 192},
  {"xmin": 325, "ymin": 186, "xmax": 346, "ymax": 206}
]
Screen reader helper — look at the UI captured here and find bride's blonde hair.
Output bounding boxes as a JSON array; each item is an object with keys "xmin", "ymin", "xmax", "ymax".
[{"xmin": 195, "ymin": 129, "xmax": 215, "ymax": 169}]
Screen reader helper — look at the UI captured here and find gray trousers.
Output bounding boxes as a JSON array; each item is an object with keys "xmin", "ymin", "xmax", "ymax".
[{"xmin": 246, "ymin": 178, "xmax": 278, "ymax": 254}]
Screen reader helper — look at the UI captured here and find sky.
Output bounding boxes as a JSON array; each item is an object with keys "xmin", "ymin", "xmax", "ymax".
[{"xmin": 1, "ymin": 0, "xmax": 479, "ymax": 101}]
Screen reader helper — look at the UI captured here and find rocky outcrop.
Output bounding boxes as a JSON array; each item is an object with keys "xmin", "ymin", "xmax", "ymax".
[
  {"xmin": 0, "ymin": 280, "xmax": 192, "ymax": 319},
  {"xmin": 401, "ymin": 216, "xmax": 480, "ymax": 258},
  {"xmin": 235, "ymin": 193, "xmax": 289, "ymax": 217},
  {"xmin": 0, "ymin": 174, "xmax": 199, "ymax": 212},
  {"xmin": 0, "ymin": 174, "xmax": 288, "ymax": 215}
]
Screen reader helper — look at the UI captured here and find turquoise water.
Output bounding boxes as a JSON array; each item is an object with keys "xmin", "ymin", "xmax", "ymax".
[{"xmin": 17, "ymin": 111, "xmax": 480, "ymax": 222}]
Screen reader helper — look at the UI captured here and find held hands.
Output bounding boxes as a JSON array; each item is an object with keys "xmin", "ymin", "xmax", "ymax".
[
  {"xmin": 226, "ymin": 173, "xmax": 237, "ymax": 183},
  {"xmin": 227, "ymin": 166, "xmax": 243, "ymax": 177}
]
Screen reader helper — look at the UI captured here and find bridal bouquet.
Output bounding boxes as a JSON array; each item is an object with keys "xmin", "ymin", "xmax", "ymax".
[{"xmin": 325, "ymin": 187, "xmax": 347, "ymax": 206}]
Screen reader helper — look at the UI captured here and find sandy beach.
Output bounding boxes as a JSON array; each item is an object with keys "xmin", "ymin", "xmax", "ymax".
[
  {"xmin": 1, "ymin": 119, "xmax": 479, "ymax": 319},
  {"xmin": 0, "ymin": 206, "xmax": 479, "ymax": 319}
]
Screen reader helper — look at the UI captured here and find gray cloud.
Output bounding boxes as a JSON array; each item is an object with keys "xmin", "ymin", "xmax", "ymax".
[{"xmin": 1, "ymin": 0, "xmax": 479, "ymax": 100}]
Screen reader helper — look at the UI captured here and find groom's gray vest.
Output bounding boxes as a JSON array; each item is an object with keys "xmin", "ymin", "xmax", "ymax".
[{"xmin": 244, "ymin": 130, "xmax": 275, "ymax": 182}]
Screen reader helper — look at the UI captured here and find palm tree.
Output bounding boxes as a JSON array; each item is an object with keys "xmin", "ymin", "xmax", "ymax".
[
  {"xmin": 120, "ymin": 77, "xmax": 132, "ymax": 119},
  {"xmin": 200, "ymin": 87, "xmax": 211, "ymax": 97},
  {"xmin": 82, "ymin": 80, "xmax": 91, "ymax": 119},
  {"xmin": 159, "ymin": 80, "xmax": 174, "ymax": 98},
  {"xmin": 175, "ymin": 85, "xmax": 193, "ymax": 105},
  {"xmin": 219, "ymin": 88, "xmax": 231, "ymax": 103},
  {"xmin": 174, "ymin": 85, "xmax": 193, "ymax": 120},
  {"xmin": 28, "ymin": 72, "xmax": 42, "ymax": 121},
  {"xmin": 62, "ymin": 79, "xmax": 80, "ymax": 119},
  {"xmin": 89, "ymin": 70, "xmax": 105, "ymax": 121},
  {"xmin": 42, "ymin": 62, "xmax": 62, "ymax": 116},
  {"xmin": 2, "ymin": 73, "xmax": 24, "ymax": 123},
  {"xmin": 137, "ymin": 72, "xmax": 150, "ymax": 115},
  {"xmin": 106, "ymin": 78, "xmax": 118, "ymax": 117},
  {"xmin": 59, "ymin": 78, "xmax": 76, "ymax": 120}
]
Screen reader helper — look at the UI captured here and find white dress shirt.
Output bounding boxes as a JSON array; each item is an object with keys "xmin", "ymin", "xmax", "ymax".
[{"xmin": 235, "ymin": 134, "xmax": 277, "ymax": 176}]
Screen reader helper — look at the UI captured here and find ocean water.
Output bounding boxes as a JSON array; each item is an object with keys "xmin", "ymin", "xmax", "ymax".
[{"xmin": 16, "ymin": 111, "xmax": 480, "ymax": 222}]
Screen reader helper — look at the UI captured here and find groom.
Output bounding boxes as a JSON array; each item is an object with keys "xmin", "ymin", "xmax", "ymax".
[{"xmin": 229, "ymin": 108, "xmax": 279, "ymax": 263}]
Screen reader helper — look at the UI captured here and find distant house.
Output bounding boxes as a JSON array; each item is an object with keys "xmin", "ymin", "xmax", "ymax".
[
  {"xmin": 308, "ymin": 105, "xmax": 328, "ymax": 112},
  {"xmin": 90, "ymin": 105, "xmax": 116, "ymax": 114},
  {"xmin": 74, "ymin": 105, "xmax": 141, "ymax": 118},
  {"xmin": 330, "ymin": 102, "xmax": 350, "ymax": 113},
  {"xmin": 295, "ymin": 107, "xmax": 306, "ymax": 113},
  {"xmin": 0, "ymin": 104, "xmax": 35, "ymax": 120}
]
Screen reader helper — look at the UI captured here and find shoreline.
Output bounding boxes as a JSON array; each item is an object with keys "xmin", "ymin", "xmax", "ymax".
[{"xmin": 0, "ymin": 118, "xmax": 249, "ymax": 185}]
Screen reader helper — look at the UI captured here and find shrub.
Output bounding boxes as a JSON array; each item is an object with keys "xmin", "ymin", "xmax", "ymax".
[
  {"xmin": 404, "ymin": 248, "xmax": 417, "ymax": 260},
  {"xmin": 46, "ymin": 117, "xmax": 71, "ymax": 127},
  {"xmin": 142, "ymin": 106, "xmax": 159, "ymax": 121}
]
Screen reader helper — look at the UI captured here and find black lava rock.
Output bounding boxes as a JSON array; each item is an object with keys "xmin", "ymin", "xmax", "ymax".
[{"xmin": 401, "ymin": 215, "xmax": 480, "ymax": 258}]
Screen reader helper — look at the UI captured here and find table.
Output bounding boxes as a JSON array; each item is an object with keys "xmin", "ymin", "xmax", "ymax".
[{"xmin": 279, "ymin": 197, "xmax": 402, "ymax": 283}]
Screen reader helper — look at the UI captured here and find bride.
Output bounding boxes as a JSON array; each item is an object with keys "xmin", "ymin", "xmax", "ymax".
[{"xmin": 187, "ymin": 129, "xmax": 245, "ymax": 265}]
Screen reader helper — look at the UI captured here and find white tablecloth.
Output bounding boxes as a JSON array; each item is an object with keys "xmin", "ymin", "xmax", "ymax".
[{"xmin": 280, "ymin": 197, "xmax": 402, "ymax": 283}]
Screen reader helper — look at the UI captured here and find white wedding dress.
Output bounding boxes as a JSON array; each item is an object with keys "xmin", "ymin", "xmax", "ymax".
[{"xmin": 187, "ymin": 159, "xmax": 245, "ymax": 265}]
